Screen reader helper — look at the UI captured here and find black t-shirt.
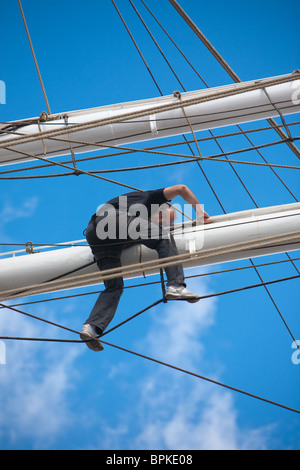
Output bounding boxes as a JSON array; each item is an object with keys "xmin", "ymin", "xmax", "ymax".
[
  {"xmin": 87, "ymin": 188, "xmax": 170, "ymax": 258},
  {"xmin": 98, "ymin": 188, "xmax": 169, "ymax": 218},
  {"xmin": 86, "ymin": 188, "xmax": 169, "ymax": 260}
]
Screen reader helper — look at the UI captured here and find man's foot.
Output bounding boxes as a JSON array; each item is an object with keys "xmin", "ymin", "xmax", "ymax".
[
  {"xmin": 80, "ymin": 324, "xmax": 104, "ymax": 351},
  {"xmin": 165, "ymin": 285, "xmax": 200, "ymax": 303}
]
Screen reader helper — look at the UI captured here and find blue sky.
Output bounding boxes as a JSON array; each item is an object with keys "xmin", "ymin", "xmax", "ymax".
[{"xmin": 0, "ymin": 0, "xmax": 300, "ymax": 450}]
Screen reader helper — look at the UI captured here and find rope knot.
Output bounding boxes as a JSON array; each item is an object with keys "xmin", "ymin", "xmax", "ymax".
[
  {"xmin": 25, "ymin": 241, "xmax": 39, "ymax": 254},
  {"xmin": 39, "ymin": 111, "xmax": 48, "ymax": 122},
  {"xmin": 173, "ymin": 90, "xmax": 182, "ymax": 100}
]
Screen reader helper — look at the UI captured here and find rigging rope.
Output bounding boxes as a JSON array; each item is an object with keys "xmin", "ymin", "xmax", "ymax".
[
  {"xmin": 110, "ymin": 0, "xmax": 300, "ymax": 355},
  {"xmin": 1, "ymin": 120, "xmax": 299, "ymax": 180},
  {"xmin": 3, "ymin": 142, "xmax": 193, "ymax": 221},
  {"xmin": 117, "ymin": 0, "xmax": 300, "ymax": 234},
  {"xmin": 141, "ymin": 0, "xmax": 299, "ymax": 201},
  {"xmin": 0, "ymin": 294, "xmax": 299, "ymax": 415},
  {"xmin": 99, "ymin": 339, "xmax": 300, "ymax": 416},
  {"xmin": 1, "ymin": 151, "xmax": 299, "ymax": 180},
  {"xmin": 136, "ymin": 0, "xmax": 300, "ymax": 338},
  {"xmin": 168, "ymin": 0, "xmax": 300, "ymax": 161},
  {"xmin": 111, "ymin": 0, "xmax": 163, "ymax": 95},
  {"xmin": 3, "ymin": 0, "xmax": 298, "ymax": 350},
  {"xmin": 1, "ymin": 330, "xmax": 299, "ymax": 415},
  {"xmin": 1, "ymin": 0, "xmax": 299, "ymax": 421},
  {"xmin": 5, "ymin": 2, "xmax": 298, "ymax": 326},
  {"xmin": 139, "ymin": 0, "xmax": 298, "ymax": 202},
  {"xmin": 0, "ymin": 230, "xmax": 299, "ymax": 301},
  {"xmin": 17, "ymin": 0, "xmax": 51, "ymax": 115},
  {"xmin": 1, "ymin": 253, "xmax": 299, "ymax": 308},
  {"xmin": 0, "ymin": 72, "xmax": 298, "ymax": 150}
]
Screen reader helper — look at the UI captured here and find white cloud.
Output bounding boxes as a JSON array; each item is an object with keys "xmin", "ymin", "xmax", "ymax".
[
  {"xmin": 0, "ymin": 276, "xmax": 275, "ymax": 450},
  {"xmin": 144, "ymin": 280, "xmax": 217, "ymax": 369},
  {"xmin": 0, "ymin": 197, "xmax": 39, "ymax": 225},
  {"xmin": 0, "ymin": 302, "xmax": 81, "ymax": 449},
  {"xmin": 104, "ymin": 277, "xmax": 274, "ymax": 450},
  {"xmin": 0, "ymin": 196, "xmax": 39, "ymax": 244}
]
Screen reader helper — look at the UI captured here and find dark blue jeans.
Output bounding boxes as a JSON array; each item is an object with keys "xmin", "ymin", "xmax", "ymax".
[{"xmin": 84, "ymin": 217, "xmax": 185, "ymax": 334}]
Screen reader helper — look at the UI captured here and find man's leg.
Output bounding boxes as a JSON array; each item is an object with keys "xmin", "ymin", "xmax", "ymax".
[
  {"xmin": 128, "ymin": 217, "xmax": 184, "ymax": 285},
  {"xmin": 84, "ymin": 256, "xmax": 124, "ymax": 334},
  {"xmin": 137, "ymin": 222, "xmax": 199, "ymax": 302},
  {"xmin": 154, "ymin": 237, "xmax": 200, "ymax": 302},
  {"xmin": 155, "ymin": 235, "xmax": 185, "ymax": 287},
  {"xmin": 81, "ymin": 256, "xmax": 124, "ymax": 351}
]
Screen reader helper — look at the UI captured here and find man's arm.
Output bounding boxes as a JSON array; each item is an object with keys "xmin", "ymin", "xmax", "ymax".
[{"xmin": 163, "ymin": 184, "xmax": 210, "ymax": 223}]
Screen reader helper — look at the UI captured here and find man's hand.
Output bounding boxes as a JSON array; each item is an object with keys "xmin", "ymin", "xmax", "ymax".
[{"xmin": 202, "ymin": 210, "xmax": 211, "ymax": 225}]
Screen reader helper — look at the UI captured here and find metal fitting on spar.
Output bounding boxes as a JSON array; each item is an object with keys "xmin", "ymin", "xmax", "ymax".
[{"xmin": 149, "ymin": 113, "xmax": 158, "ymax": 135}]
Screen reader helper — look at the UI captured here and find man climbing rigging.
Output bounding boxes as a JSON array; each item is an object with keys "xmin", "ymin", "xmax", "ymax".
[{"xmin": 80, "ymin": 184, "xmax": 210, "ymax": 351}]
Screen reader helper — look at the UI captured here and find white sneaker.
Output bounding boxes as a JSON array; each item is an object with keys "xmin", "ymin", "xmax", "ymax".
[
  {"xmin": 165, "ymin": 285, "xmax": 200, "ymax": 303},
  {"xmin": 80, "ymin": 324, "xmax": 104, "ymax": 352}
]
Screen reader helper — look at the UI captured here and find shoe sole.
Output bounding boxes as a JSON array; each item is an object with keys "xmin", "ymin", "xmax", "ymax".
[
  {"xmin": 80, "ymin": 332, "xmax": 104, "ymax": 352},
  {"xmin": 187, "ymin": 298, "xmax": 200, "ymax": 303},
  {"xmin": 165, "ymin": 293, "xmax": 200, "ymax": 303}
]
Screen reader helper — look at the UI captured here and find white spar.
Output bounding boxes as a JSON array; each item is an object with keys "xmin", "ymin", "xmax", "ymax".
[
  {"xmin": 0, "ymin": 72, "xmax": 299, "ymax": 166},
  {"xmin": 0, "ymin": 202, "xmax": 299, "ymax": 301}
]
